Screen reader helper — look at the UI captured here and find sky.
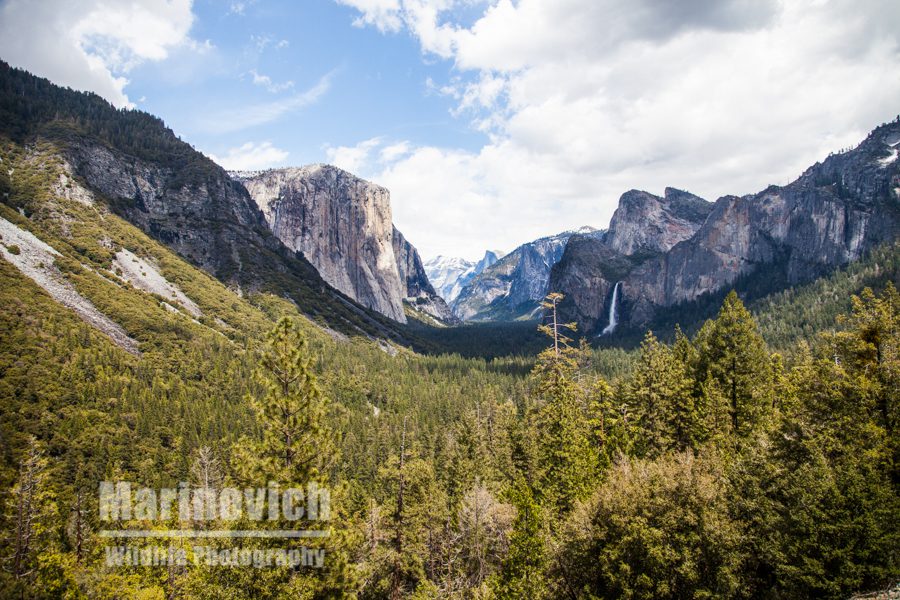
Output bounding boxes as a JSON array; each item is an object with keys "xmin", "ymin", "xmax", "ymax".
[{"xmin": 0, "ymin": 0, "xmax": 898, "ymax": 261}]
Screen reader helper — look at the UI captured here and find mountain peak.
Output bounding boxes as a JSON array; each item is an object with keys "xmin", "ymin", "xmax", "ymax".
[
  {"xmin": 550, "ymin": 119, "xmax": 900, "ymax": 334},
  {"xmin": 424, "ymin": 250, "xmax": 502, "ymax": 304},
  {"xmin": 605, "ymin": 188, "xmax": 712, "ymax": 256}
]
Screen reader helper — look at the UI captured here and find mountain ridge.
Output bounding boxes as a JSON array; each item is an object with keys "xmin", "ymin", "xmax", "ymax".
[
  {"xmin": 452, "ymin": 227, "xmax": 603, "ymax": 321},
  {"xmin": 424, "ymin": 250, "xmax": 502, "ymax": 304},
  {"xmin": 0, "ymin": 60, "xmax": 423, "ymax": 342},
  {"xmin": 550, "ymin": 119, "xmax": 900, "ymax": 334}
]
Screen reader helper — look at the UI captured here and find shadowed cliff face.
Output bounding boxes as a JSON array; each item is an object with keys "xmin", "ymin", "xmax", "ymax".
[
  {"xmin": 550, "ymin": 121, "xmax": 900, "ymax": 334},
  {"xmin": 64, "ymin": 141, "xmax": 318, "ymax": 286},
  {"xmin": 453, "ymin": 228, "xmax": 601, "ymax": 321},
  {"xmin": 236, "ymin": 165, "xmax": 408, "ymax": 323},
  {"xmin": 392, "ymin": 226, "xmax": 457, "ymax": 323}
]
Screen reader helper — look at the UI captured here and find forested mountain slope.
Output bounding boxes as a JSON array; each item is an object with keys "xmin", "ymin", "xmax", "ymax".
[
  {"xmin": 0, "ymin": 61, "xmax": 417, "ymax": 343},
  {"xmin": 2, "ymin": 205, "xmax": 896, "ymax": 597}
]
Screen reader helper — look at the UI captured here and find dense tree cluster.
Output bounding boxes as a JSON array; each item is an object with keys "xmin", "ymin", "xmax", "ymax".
[
  {"xmin": 3, "ymin": 245, "xmax": 897, "ymax": 598},
  {"xmin": 0, "ymin": 61, "xmax": 221, "ymax": 189}
]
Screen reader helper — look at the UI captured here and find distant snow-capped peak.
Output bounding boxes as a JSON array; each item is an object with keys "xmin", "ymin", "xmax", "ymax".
[{"xmin": 424, "ymin": 250, "xmax": 502, "ymax": 303}]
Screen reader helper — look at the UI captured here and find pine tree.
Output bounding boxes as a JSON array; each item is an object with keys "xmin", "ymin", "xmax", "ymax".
[
  {"xmin": 493, "ymin": 478, "xmax": 546, "ymax": 600},
  {"xmin": 695, "ymin": 291, "xmax": 772, "ymax": 439},
  {"xmin": 625, "ymin": 331, "xmax": 698, "ymax": 456},
  {"xmin": 3, "ymin": 437, "xmax": 53, "ymax": 584},
  {"xmin": 585, "ymin": 375, "xmax": 620, "ymax": 470},
  {"xmin": 528, "ymin": 293, "xmax": 599, "ymax": 515},
  {"xmin": 537, "ymin": 292, "xmax": 577, "ymax": 359},
  {"xmin": 530, "ymin": 344, "xmax": 598, "ymax": 517},
  {"xmin": 831, "ymin": 284, "xmax": 898, "ymax": 435},
  {"xmin": 370, "ymin": 421, "xmax": 446, "ymax": 600},
  {"xmin": 235, "ymin": 317, "xmax": 332, "ymax": 485},
  {"xmin": 218, "ymin": 318, "xmax": 335, "ymax": 599}
]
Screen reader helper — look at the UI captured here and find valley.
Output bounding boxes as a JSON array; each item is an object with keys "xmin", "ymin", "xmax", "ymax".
[{"xmin": 0, "ymin": 56, "xmax": 897, "ymax": 600}]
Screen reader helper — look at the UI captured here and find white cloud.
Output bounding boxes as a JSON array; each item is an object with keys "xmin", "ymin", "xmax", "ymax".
[
  {"xmin": 209, "ymin": 141, "xmax": 289, "ymax": 171},
  {"xmin": 228, "ymin": 0, "xmax": 256, "ymax": 16},
  {"xmin": 325, "ymin": 137, "xmax": 384, "ymax": 175},
  {"xmin": 379, "ymin": 141, "xmax": 412, "ymax": 163},
  {"xmin": 249, "ymin": 69, "xmax": 295, "ymax": 93},
  {"xmin": 201, "ymin": 71, "xmax": 334, "ymax": 133},
  {"xmin": 337, "ymin": 0, "xmax": 900, "ymax": 259},
  {"xmin": 335, "ymin": 0, "xmax": 403, "ymax": 32},
  {"xmin": 0, "ymin": 0, "xmax": 198, "ymax": 108},
  {"xmin": 250, "ymin": 34, "xmax": 275, "ymax": 52},
  {"xmin": 325, "ymin": 138, "xmax": 416, "ymax": 175}
]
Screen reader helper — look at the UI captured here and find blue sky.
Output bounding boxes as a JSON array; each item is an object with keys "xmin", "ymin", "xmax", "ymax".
[
  {"xmin": 1, "ymin": 0, "xmax": 899, "ymax": 260},
  {"xmin": 128, "ymin": 0, "xmax": 485, "ymax": 165}
]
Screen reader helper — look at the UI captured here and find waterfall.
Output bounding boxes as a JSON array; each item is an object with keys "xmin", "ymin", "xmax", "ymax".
[{"xmin": 600, "ymin": 281, "xmax": 621, "ymax": 335}]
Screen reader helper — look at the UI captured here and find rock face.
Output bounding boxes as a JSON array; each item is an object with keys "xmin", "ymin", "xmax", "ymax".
[
  {"xmin": 392, "ymin": 226, "xmax": 457, "ymax": 323},
  {"xmin": 604, "ymin": 188, "xmax": 712, "ymax": 256},
  {"xmin": 453, "ymin": 227, "xmax": 601, "ymax": 321},
  {"xmin": 550, "ymin": 120, "xmax": 900, "ymax": 333},
  {"xmin": 236, "ymin": 166, "xmax": 453, "ymax": 324},
  {"xmin": 424, "ymin": 251, "xmax": 501, "ymax": 303},
  {"xmin": 549, "ymin": 233, "xmax": 639, "ymax": 335},
  {"xmin": 61, "ymin": 140, "xmax": 413, "ymax": 339},
  {"xmin": 0, "ymin": 60, "xmax": 438, "ymax": 342},
  {"xmin": 66, "ymin": 141, "xmax": 270, "ymax": 276},
  {"xmin": 236, "ymin": 166, "xmax": 407, "ymax": 322}
]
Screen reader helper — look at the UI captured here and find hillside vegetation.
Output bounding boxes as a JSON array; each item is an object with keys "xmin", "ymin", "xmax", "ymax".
[{"xmin": 1, "ymin": 148, "xmax": 897, "ymax": 596}]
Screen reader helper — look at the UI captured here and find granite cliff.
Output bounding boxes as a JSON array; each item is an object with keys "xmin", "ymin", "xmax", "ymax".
[
  {"xmin": 235, "ymin": 166, "xmax": 452, "ymax": 324},
  {"xmin": 604, "ymin": 188, "xmax": 713, "ymax": 256},
  {"xmin": 453, "ymin": 227, "xmax": 601, "ymax": 321},
  {"xmin": 235, "ymin": 166, "xmax": 406, "ymax": 322},
  {"xmin": 550, "ymin": 121, "xmax": 900, "ymax": 334}
]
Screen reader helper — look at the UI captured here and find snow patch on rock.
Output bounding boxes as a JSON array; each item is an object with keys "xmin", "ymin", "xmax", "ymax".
[
  {"xmin": 877, "ymin": 133, "xmax": 900, "ymax": 167},
  {"xmin": 877, "ymin": 147, "xmax": 898, "ymax": 167}
]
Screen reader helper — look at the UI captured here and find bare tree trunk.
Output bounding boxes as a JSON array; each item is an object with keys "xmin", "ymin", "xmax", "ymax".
[{"xmin": 8, "ymin": 439, "xmax": 45, "ymax": 581}]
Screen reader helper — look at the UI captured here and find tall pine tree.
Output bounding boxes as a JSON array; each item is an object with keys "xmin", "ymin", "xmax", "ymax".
[{"xmin": 695, "ymin": 291, "xmax": 771, "ymax": 439}]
